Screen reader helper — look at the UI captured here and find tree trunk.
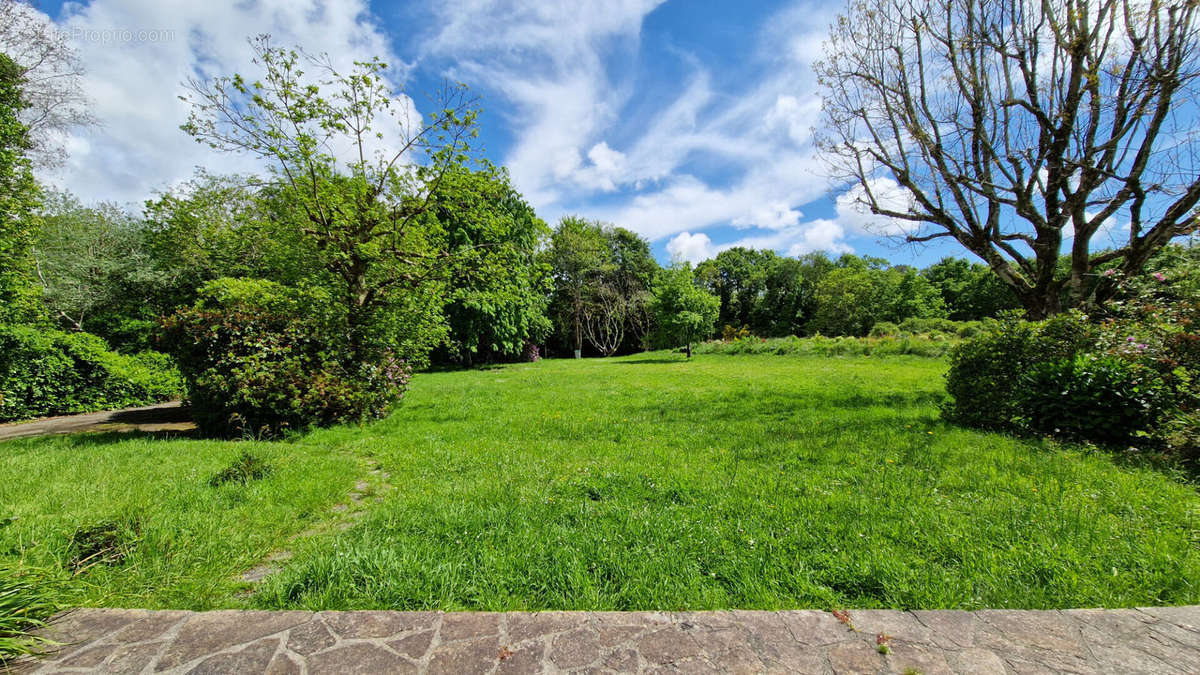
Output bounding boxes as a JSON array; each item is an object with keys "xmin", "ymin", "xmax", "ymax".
[
  {"xmin": 685, "ymin": 342, "xmax": 692, "ymax": 359},
  {"xmin": 573, "ymin": 302, "xmax": 582, "ymax": 358},
  {"xmin": 1017, "ymin": 289, "xmax": 1062, "ymax": 321}
]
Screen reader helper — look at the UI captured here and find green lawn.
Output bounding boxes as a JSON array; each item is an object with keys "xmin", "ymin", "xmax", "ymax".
[{"xmin": 1, "ymin": 353, "xmax": 1197, "ymax": 611}]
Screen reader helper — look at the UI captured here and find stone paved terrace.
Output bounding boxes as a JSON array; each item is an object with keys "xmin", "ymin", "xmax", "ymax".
[{"xmin": 12, "ymin": 606, "xmax": 1200, "ymax": 673}]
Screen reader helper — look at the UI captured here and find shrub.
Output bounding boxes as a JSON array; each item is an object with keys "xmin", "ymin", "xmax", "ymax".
[
  {"xmin": 694, "ymin": 334, "xmax": 957, "ymax": 358},
  {"xmin": 944, "ymin": 296, "xmax": 1200, "ymax": 455},
  {"xmin": 1018, "ymin": 354, "xmax": 1171, "ymax": 445},
  {"xmin": 898, "ymin": 317, "xmax": 960, "ymax": 335},
  {"xmin": 721, "ymin": 324, "xmax": 752, "ymax": 341},
  {"xmin": 161, "ymin": 279, "xmax": 412, "ymax": 437},
  {"xmin": 869, "ymin": 321, "xmax": 899, "ymax": 337},
  {"xmin": 943, "ymin": 319, "xmax": 1041, "ymax": 429},
  {"xmin": 956, "ymin": 321, "xmax": 984, "ymax": 339},
  {"xmin": 942, "ymin": 312, "xmax": 1096, "ymax": 430},
  {"xmin": 0, "ymin": 325, "xmax": 182, "ymax": 422},
  {"xmin": 1159, "ymin": 409, "xmax": 1200, "ymax": 464}
]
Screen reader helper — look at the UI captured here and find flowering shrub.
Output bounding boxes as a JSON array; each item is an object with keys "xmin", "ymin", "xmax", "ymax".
[
  {"xmin": 1097, "ymin": 253, "xmax": 1200, "ymax": 459},
  {"xmin": 160, "ymin": 278, "xmax": 411, "ymax": 437},
  {"xmin": 945, "ymin": 250, "xmax": 1199, "ymax": 458}
]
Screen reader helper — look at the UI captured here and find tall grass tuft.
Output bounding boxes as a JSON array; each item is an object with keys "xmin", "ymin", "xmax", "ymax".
[
  {"xmin": 0, "ymin": 562, "xmax": 56, "ymax": 663},
  {"xmin": 694, "ymin": 334, "xmax": 958, "ymax": 358}
]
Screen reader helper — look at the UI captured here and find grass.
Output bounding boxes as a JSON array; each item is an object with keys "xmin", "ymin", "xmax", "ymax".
[
  {"xmin": 1, "ymin": 352, "xmax": 1198, "ymax": 613},
  {"xmin": 0, "ymin": 432, "xmax": 359, "ymax": 609},
  {"xmin": 0, "ymin": 563, "xmax": 56, "ymax": 663}
]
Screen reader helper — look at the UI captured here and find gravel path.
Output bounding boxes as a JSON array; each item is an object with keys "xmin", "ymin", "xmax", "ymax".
[{"xmin": 0, "ymin": 402, "xmax": 194, "ymax": 441}]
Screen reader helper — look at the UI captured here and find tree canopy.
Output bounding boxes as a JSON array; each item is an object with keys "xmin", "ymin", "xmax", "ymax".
[
  {"xmin": 650, "ymin": 263, "xmax": 719, "ymax": 358},
  {"xmin": 181, "ymin": 36, "xmax": 480, "ymax": 360},
  {"xmin": 0, "ymin": 51, "xmax": 39, "ymax": 325}
]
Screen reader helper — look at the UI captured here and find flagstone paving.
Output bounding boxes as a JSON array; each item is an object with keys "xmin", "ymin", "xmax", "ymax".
[{"xmin": 14, "ymin": 605, "xmax": 1200, "ymax": 673}]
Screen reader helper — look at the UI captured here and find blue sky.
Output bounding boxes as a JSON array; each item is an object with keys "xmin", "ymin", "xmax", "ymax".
[{"xmin": 30, "ymin": 0, "xmax": 975, "ymax": 267}]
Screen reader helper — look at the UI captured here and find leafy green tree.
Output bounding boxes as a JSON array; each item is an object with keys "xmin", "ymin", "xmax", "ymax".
[
  {"xmin": 922, "ymin": 257, "xmax": 1020, "ymax": 321},
  {"xmin": 651, "ymin": 263, "xmax": 719, "ymax": 358},
  {"xmin": 546, "ymin": 218, "xmax": 659, "ymax": 357},
  {"xmin": 881, "ymin": 268, "xmax": 947, "ymax": 323},
  {"xmin": 808, "ymin": 261, "xmax": 948, "ymax": 336},
  {"xmin": 755, "ymin": 255, "xmax": 834, "ymax": 337},
  {"xmin": 143, "ymin": 172, "xmax": 319, "ymax": 309},
  {"xmin": 182, "ymin": 36, "xmax": 479, "ymax": 362},
  {"xmin": 793, "ymin": 252, "xmax": 837, "ymax": 332},
  {"xmin": 429, "ymin": 165, "xmax": 552, "ymax": 365},
  {"xmin": 807, "ymin": 267, "xmax": 879, "ymax": 336},
  {"xmin": 606, "ymin": 227, "xmax": 659, "ymax": 352},
  {"xmin": 547, "ymin": 216, "xmax": 612, "ymax": 357},
  {"xmin": 0, "ymin": 52, "xmax": 39, "ymax": 325},
  {"xmin": 695, "ymin": 248, "xmax": 843, "ymax": 337},
  {"xmin": 33, "ymin": 191, "xmax": 154, "ymax": 338},
  {"xmin": 695, "ymin": 248, "xmax": 773, "ymax": 333}
]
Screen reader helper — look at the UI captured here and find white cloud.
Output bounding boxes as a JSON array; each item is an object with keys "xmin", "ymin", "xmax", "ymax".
[
  {"xmin": 666, "ymin": 231, "xmax": 716, "ymax": 264},
  {"xmin": 732, "ymin": 202, "xmax": 803, "ymax": 230},
  {"xmin": 421, "ymin": 0, "xmax": 666, "ymax": 207},
  {"xmin": 1063, "ymin": 211, "xmax": 1132, "ymax": 247},
  {"xmin": 39, "ymin": 0, "xmax": 406, "ymax": 204},
  {"xmin": 666, "ymin": 218, "xmax": 852, "ymax": 266},
  {"xmin": 717, "ymin": 220, "xmax": 853, "ymax": 258},
  {"xmin": 766, "ymin": 94, "xmax": 822, "ymax": 146},
  {"xmin": 575, "ymin": 141, "xmax": 627, "ymax": 192},
  {"xmin": 784, "ymin": 219, "xmax": 853, "ymax": 256},
  {"xmin": 597, "ymin": 149, "xmax": 831, "ymax": 241},
  {"xmin": 415, "ymin": 0, "xmax": 843, "ymax": 254},
  {"xmin": 587, "ymin": 4, "xmax": 838, "ymax": 246},
  {"xmin": 36, "ymin": 0, "xmax": 860, "ymax": 268}
]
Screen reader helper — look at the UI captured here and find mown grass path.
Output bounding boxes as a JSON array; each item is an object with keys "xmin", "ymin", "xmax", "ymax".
[{"xmin": 1, "ymin": 353, "xmax": 1197, "ymax": 612}]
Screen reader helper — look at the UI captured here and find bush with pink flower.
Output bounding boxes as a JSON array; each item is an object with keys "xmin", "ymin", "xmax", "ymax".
[{"xmin": 945, "ymin": 243, "xmax": 1199, "ymax": 462}]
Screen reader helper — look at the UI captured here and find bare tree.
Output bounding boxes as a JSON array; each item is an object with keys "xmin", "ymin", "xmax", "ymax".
[
  {"xmin": 817, "ymin": 0, "xmax": 1200, "ymax": 318},
  {"xmin": 582, "ymin": 283, "xmax": 628, "ymax": 357},
  {"xmin": 0, "ymin": 0, "xmax": 92, "ymax": 166},
  {"xmin": 624, "ymin": 290, "xmax": 655, "ymax": 351}
]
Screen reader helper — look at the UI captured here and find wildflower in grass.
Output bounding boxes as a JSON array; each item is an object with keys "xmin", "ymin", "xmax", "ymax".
[{"xmin": 1153, "ymin": 272, "xmax": 1167, "ymax": 282}]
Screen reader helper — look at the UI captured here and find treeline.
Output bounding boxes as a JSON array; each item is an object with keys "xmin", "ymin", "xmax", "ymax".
[
  {"xmin": 695, "ymin": 249, "xmax": 1018, "ymax": 340},
  {"xmin": 539, "ymin": 224, "xmax": 1019, "ymax": 357},
  {"xmin": 27, "ymin": 182, "xmax": 1027, "ymax": 351},
  {"xmin": 26, "ymin": 186, "xmax": 1024, "ymax": 363}
]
